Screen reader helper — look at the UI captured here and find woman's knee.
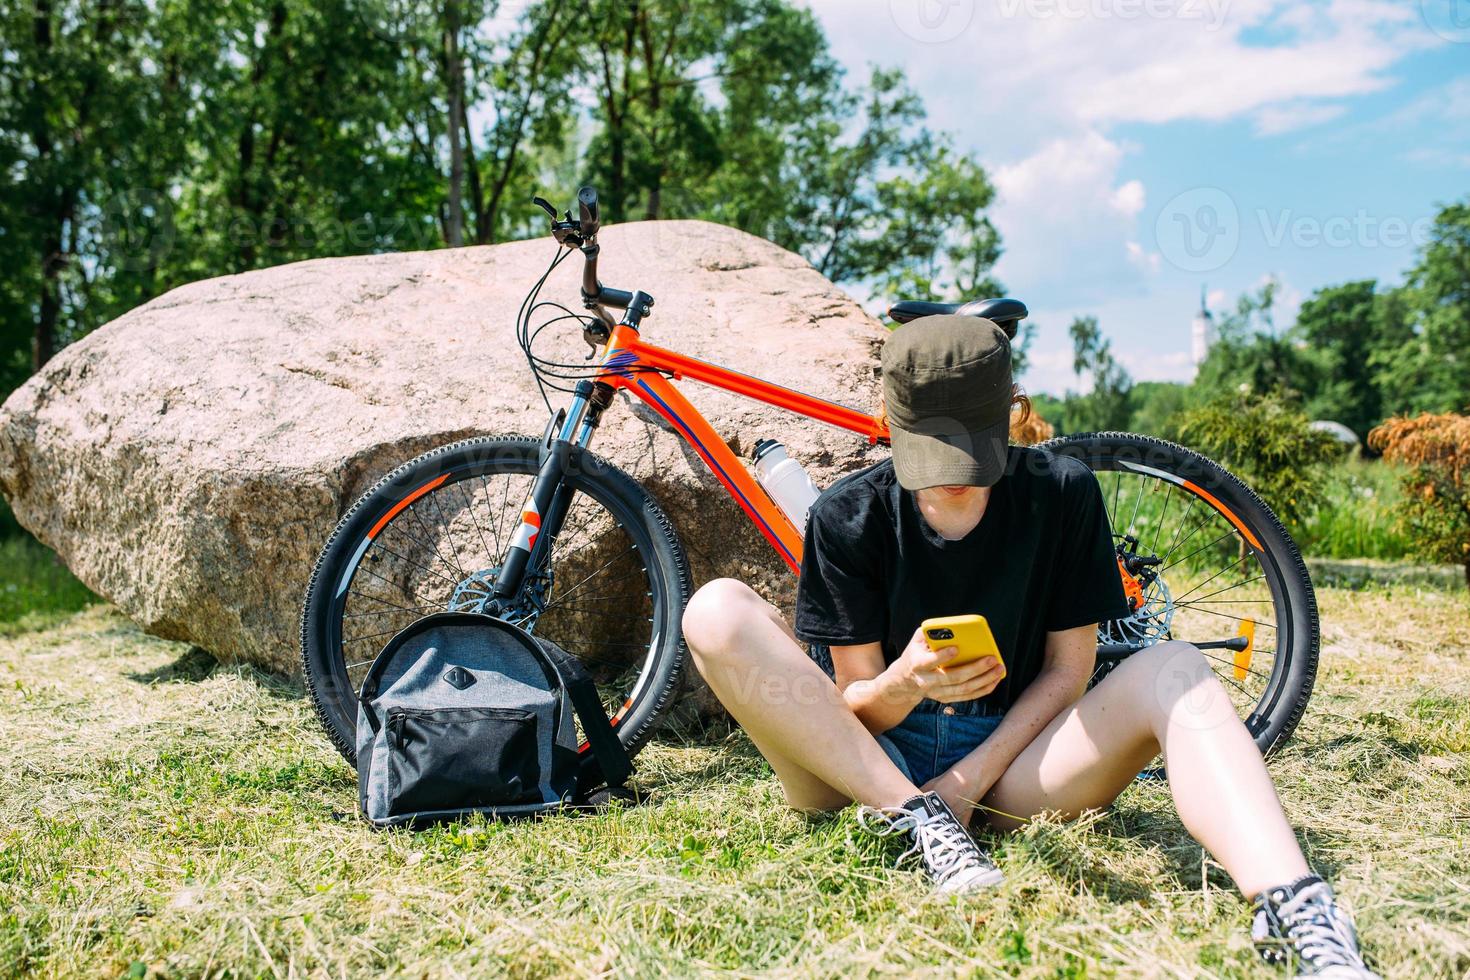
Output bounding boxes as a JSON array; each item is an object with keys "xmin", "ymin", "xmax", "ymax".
[
  {"xmin": 1110, "ymin": 640, "xmax": 1227, "ymax": 720},
  {"xmin": 682, "ymin": 578, "xmax": 771, "ymax": 662}
]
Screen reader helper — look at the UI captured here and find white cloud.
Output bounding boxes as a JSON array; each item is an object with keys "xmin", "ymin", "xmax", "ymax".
[
  {"xmin": 1126, "ymin": 240, "xmax": 1162, "ymax": 273},
  {"xmin": 1254, "ymin": 101, "xmax": 1348, "ymax": 136},
  {"xmin": 1264, "ymin": 273, "xmax": 1304, "ymax": 329},
  {"xmin": 803, "ymin": 0, "xmax": 1440, "ymax": 386},
  {"xmin": 806, "ymin": 0, "xmax": 1434, "ymax": 139},
  {"xmin": 1111, "ymin": 179, "xmax": 1147, "ymax": 217},
  {"xmin": 990, "ymin": 131, "xmax": 1154, "ymax": 306},
  {"xmin": 1403, "ymin": 147, "xmax": 1470, "ymax": 169}
]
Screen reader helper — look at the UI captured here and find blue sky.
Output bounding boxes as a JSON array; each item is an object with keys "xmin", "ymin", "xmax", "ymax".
[{"xmin": 804, "ymin": 0, "xmax": 1470, "ymax": 395}]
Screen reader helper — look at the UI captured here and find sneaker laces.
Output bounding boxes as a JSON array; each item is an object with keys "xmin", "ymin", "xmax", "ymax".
[
  {"xmin": 857, "ymin": 800, "xmax": 989, "ymax": 886},
  {"xmin": 1272, "ymin": 881, "xmax": 1367, "ymax": 971}
]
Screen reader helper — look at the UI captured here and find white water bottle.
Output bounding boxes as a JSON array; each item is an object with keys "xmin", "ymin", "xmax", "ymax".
[{"xmin": 752, "ymin": 439, "xmax": 822, "ymax": 534}]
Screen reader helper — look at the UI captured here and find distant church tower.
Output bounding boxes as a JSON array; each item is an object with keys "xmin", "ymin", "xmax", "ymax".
[{"xmin": 1191, "ymin": 286, "xmax": 1216, "ymax": 368}]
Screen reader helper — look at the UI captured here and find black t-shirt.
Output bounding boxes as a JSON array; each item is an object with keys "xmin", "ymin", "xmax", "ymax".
[{"xmin": 794, "ymin": 447, "xmax": 1129, "ymax": 713}]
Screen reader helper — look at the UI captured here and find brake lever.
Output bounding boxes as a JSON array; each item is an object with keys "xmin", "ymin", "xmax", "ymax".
[
  {"xmin": 550, "ymin": 220, "xmax": 584, "ymax": 248},
  {"xmin": 582, "ymin": 316, "xmax": 611, "ymax": 357},
  {"xmin": 532, "ymin": 196, "xmax": 558, "ymax": 220}
]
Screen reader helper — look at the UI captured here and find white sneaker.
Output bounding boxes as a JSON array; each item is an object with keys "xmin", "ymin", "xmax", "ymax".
[{"xmin": 857, "ymin": 791, "xmax": 1004, "ymax": 894}]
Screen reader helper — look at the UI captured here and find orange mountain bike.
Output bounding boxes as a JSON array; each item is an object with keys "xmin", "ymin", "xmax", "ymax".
[{"xmin": 301, "ymin": 187, "xmax": 1319, "ymax": 769}]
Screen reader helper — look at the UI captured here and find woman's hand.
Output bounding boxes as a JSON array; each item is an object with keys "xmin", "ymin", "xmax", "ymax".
[{"xmin": 894, "ymin": 627, "xmax": 1006, "ymax": 704}]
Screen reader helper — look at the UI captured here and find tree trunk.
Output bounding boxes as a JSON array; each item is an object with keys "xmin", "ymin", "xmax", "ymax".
[
  {"xmin": 30, "ymin": 0, "xmax": 60, "ymax": 371},
  {"xmin": 442, "ymin": 1, "xmax": 465, "ymax": 247},
  {"xmin": 461, "ymin": 100, "xmax": 486, "ymax": 243},
  {"xmin": 34, "ymin": 204, "xmax": 71, "ymax": 371},
  {"xmin": 231, "ymin": 3, "xmax": 287, "ymax": 271}
]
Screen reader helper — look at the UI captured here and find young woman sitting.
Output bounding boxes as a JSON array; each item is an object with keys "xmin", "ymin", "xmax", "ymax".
[{"xmin": 681, "ymin": 315, "xmax": 1376, "ymax": 979}]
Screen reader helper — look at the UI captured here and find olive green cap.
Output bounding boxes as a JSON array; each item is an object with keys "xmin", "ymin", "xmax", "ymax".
[{"xmin": 881, "ymin": 315, "xmax": 1012, "ymax": 490}]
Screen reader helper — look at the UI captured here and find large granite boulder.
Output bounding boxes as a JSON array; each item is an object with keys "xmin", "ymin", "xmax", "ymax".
[{"xmin": 0, "ymin": 221, "xmax": 890, "ymax": 676}]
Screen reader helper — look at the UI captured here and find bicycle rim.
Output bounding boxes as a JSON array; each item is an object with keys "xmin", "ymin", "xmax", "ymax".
[
  {"xmin": 1045, "ymin": 433, "xmax": 1317, "ymax": 751},
  {"xmin": 320, "ymin": 447, "xmax": 671, "ymax": 737}
]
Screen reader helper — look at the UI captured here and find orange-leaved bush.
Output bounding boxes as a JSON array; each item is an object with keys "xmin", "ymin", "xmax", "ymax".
[{"xmin": 1368, "ymin": 412, "xmax": 1470, "ymax": 588}]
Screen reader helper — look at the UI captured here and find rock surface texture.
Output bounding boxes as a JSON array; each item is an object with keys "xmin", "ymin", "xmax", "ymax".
[{"xmin": 0, "ymin": 221, "xmax": 890, "ymax": 675}]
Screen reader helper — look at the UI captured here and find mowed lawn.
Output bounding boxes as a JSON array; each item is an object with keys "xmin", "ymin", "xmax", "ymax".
[{"xmin": 3, "ymin": 586, "xmax": 1468, "ymax": 978}]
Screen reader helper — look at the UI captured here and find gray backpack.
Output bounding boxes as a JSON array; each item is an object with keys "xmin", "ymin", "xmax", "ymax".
[{"xmin": 356, "ymin": 612, "xmax": 633, "ymax": 827}]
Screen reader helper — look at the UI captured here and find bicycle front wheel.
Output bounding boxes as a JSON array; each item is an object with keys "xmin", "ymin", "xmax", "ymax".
[
  {"xmin": 300, "ymin": 435, "xmax": 691, "ymax": 768},
  {"xmin": 1040, "ymin": 432, "xmax": 1320, "ymax": 754}
]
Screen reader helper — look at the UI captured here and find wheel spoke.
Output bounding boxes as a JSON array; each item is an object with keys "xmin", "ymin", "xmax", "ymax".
[
  {"xmin": 309, "ymin": 446, "xmax": 678, "ymax": 769},
  {"xmin": 1083, "ymin": 443, "xmax": 1313, "ymax": 753}
]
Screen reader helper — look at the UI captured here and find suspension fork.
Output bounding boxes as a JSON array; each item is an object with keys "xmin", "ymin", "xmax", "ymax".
[{"xmin": 490, "ymin": 380, "xmax": 614, "ymax": 609}]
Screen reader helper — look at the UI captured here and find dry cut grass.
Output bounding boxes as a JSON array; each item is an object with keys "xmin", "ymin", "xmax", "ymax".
[{"xmin": 2, "ymin": 585, "xmax": 1468, "ymax": 978}]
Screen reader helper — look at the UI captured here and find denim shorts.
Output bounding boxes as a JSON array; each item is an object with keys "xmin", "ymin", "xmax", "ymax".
[
  {"xmin": 806, "ymin": 643, "xmax": 1003, "ymax": 786},
  {"xmin": 874, "ymin": 710, "xmax": 1002, "ymax": 786}
]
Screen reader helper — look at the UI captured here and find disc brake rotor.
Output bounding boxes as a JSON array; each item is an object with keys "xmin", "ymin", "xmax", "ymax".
[
  {"xmin": 446, "ymin": 566, "xmax": 553, "ymax": 628},
  {"xmin": 1100, "ymin": 535, "xmax": 1175, "ymax": 649}
]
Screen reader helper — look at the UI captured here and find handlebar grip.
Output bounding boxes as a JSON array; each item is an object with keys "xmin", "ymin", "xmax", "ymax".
[{"xmin": 577, "ymin": 186, "xmax": 600, "ymax": 238}]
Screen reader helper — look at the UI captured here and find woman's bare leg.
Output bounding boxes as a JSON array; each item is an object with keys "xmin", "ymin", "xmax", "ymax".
[
  {"xmin": 982, "ymin": 640, "xmax": 1309, "ymax": 898},
  {"xmin": 682, "ymin": 578, "xmax": 919, "ymax": 811}
]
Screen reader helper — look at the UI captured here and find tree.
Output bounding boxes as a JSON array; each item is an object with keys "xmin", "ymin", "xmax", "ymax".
[
  {"xmin": 1178, "ymin": 392, "xmax": 1342, "ymax": 531},
  {"xmin": 0, "ymin": 0, "xmax": 1009, "ymax": 402},
  {"xmin": 1062, "ymin": 315, "xmax": 1133, "ymax": 432},
  {"xmin": 1194, "ymin": 278, "xmax": 1317, "ymax": 407},
  {"xmin": 765, "ymin": 68, "xmax": 1001, "ymax": 300},
  {"xmin": 577, "ymin": 0, "xmax": 742, "ymax": 222},
  {"xmin": 465, "ymin": 0, "xmax": 578, "ymax": 243},
  {"xmin": 1291, "ymin": 280, "xmax": 1392, "ymax": 441},
  {"xmin": 1369, "ymin": 413, "xmax": 1470, "ymax": 587},
  {"xmin": 1127, "ymin": 381, "xmax": 1191, "ymax": 441},
  {"xmin": 0, "ymin": 0, "xmax": 179, "ymax": 377},
  {"xmin": 1369, "ymin": 201, "xmax": 1470, "ymax": 417},
  {"xmin": 572, "ymin": 3, "xmax": 1004, "ymax": 298}
]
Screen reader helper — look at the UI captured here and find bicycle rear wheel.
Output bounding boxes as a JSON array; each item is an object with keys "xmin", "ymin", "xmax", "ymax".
[
  {"xmin": 1040, "ymin": 432, "xmax": 1319, "ymax": 754},
  {"xmin": 300, "ymin": 435, "xmax": 691, "ymax": 768}
]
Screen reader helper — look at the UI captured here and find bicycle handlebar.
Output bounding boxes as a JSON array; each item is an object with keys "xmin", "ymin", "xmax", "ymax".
[
  {"xmin": 537, "ymin": 185, "xmax": 641, "ymax": 316},
  {"xmin": 578, "ymin": 186, "xmax": 600, "ymax": 239}
]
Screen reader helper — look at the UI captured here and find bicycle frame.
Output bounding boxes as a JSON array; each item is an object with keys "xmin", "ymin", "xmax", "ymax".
[{"xmin": 584, "ymin": 324, "xmax": 890, "ymax": 570}]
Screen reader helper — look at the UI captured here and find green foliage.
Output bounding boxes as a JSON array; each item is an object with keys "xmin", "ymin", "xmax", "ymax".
[
  {"xmin": 1194, "ymin": 279, "xmax": 1317, "ymax": 409},
  {"xmin": 1369, "ymin": 203, "xmax": 1470, "ymax": 417},
  {"xmin": 1059, "ymin": 315, "xmax": 1133, "ymax": 433},
  {"xmin": 0, "ymin": 536, "xmax": 95, "ymax": 627},
  {"xmin": 1029, "ymin": 392, "xmax": 1066, "ymax": 433},
  {"xmin": 1177, "ymin": 392, "xmax": 1344, "ymax": 530},
  {"xmin": 1126, "ymin": 381, "xmax": 1192, "ymax": 441},
  {"xmin": 1295, "ymin": 459, "xmax": 1413, "ymax": 561},
  {"xmin": 0, "ymin": 0, "xmax": 1006, "ymax": 398},
  {"xmin": 1293, "ymin": 280, "xmax": 1399, "ymax": 441},
  {"xmin": 1186, "ymin": 203, "xmax": 1470, "ymax": 442}
]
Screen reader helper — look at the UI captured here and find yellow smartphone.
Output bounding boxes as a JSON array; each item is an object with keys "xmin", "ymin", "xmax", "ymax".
[{"xmin": 921, "ymin": 614, "xmax": 1006, "ymax": 677}]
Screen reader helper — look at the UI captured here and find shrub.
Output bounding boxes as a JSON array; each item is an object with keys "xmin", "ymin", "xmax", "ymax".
[
  {"xmin": 1177, "ymin": 392, "xmax": 1343, "ymax": 531},
  {"xmin": 1368, "ymin": 413, "xmax": 1470, "ymax": 588},
  {"xmin": 1295, "ymin": 459, "xmax": 1413, "ymax": 560}
]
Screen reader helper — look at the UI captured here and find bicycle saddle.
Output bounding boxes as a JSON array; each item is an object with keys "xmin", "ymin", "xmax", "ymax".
[{"xmin": 887, "ymin": 297, "xmax": 1029, "ymax": 337}]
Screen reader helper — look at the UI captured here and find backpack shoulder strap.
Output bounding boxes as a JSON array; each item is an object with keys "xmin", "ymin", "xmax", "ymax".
[{"xmin": 532, "ymin": 639, "xmax": 635, "ymax": 791}]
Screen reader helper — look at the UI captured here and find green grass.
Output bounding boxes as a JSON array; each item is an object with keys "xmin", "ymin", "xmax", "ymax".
[
  {"xmin": 0, "ymin": 499, "xmax": 97, "ymax": 629},
  {"xmin": 0, "ymin": 535, "xmax": 97, "ymax": 629},
  {"xmin": 1295, "ymin": 459, "xmax": 1414, "ymax": 561},
  {"xmin": 3, "ymin": 589, "xmax": 1468, "ymax": 977}
]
